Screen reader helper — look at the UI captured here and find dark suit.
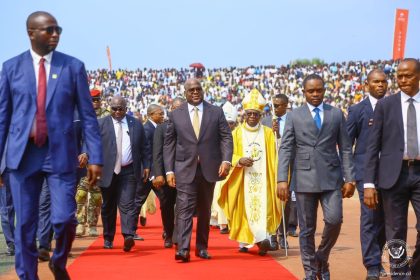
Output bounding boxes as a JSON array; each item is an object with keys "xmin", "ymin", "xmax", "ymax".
[
  {"xmin": 98, "ymin": 115, "xmax": 150, "ymax": 242},
  {"xmin": 262, "ymin": 113, "xmax": 297, "ymax": 238},
  {"xmin": 0, "ymin": 50, "xmax": 102, "ymax": 279},
  {"xmin": 364, "ymin": 92, "xmax": 420, "ymax": 278},
  {"xmin": 152, "ymin": 122, "xmax": 177, "ymax": 241},
  {"xmin": 278, "ymin": 103, "xmax": 354, "ymax": 279},
  {"xmin": 164, "ymin": 101, "xmax": 233, "ymax": 252},
  {"xmin": 346, "ymin": 97, "xmax": 385, "ymax": 271},
  {"xmin": 132, "ymin": 120, "xmax": 165, "ymax": 233}
]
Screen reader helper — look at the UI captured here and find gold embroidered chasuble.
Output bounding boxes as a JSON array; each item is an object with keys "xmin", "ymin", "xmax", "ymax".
[{"xmin": 218, "ymin": 123, "xmax": 281, "ymax": 245}]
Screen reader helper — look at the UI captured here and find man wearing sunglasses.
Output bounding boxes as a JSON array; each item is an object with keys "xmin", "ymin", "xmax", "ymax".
[
  {"xmin": 0, "ymin": 11, "xmax": 102, "ymax": 280},
  {"xmin": 164, "ymin": 78, "xmax": 233, "ymax": 262},
  {"xmin": 97, "ymin": 96, "xmax": 150, "ymax": 253}
]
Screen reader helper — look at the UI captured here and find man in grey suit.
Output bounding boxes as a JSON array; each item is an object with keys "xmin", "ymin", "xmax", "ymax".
[
  {"xmin": 97, "ymin": 96, "xmax": 150, "ymax": 252},
  {"xmin": 277, "ymin": 74, "xmax": 355, "ymax": 280},
  {"xmin": 164, "ymin": 78, "xmax": 233, "ymax": 262}
]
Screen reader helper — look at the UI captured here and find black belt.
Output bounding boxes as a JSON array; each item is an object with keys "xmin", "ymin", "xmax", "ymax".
[{"xmin": 402, "ymin": 160, "xmax": 420, "ymax": 167}]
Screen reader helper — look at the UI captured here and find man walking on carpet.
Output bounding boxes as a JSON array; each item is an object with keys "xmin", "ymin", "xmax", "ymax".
[{"xmin": 218, "ymin": 89, "xmax": 281, "ymax": 256}]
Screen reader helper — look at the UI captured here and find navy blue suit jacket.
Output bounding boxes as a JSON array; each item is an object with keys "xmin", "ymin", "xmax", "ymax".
[
  {"xmin": 0, "ymin": 50, "xmax": 102, "ymax": 172},
  {"xmin": 346, "ymin": 98, "xmax": 374, "ymax": 182},
  {"xmin": 143, "ymin": 120, "xmax": 156, "ymax": 177},
  {"xmin": 364, "ymin": 93, "xmax": 405, "ymax": 189},
  {"xmin": 97, "ymin": 115, "xmax": 151, "ymax": 188}
]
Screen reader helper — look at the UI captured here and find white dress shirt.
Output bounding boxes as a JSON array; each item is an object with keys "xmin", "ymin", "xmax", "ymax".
[
  {"xmin": 29, "ymin": 49, "xmax": 53, "ymax": 138},
  {"xmin": 187, "ymin": 102, "xmax": 203, "ymax": 128},
  {"xmin": 368, "ymin": 94, "xmax": 379, "ymax": 111},
  {"xmin": 112, "ymin": 116, "xmax": 132, "ymax": 166},
  {"xmin": 306, "ymin": 102, "xmax": 324, "ymax": 125}
]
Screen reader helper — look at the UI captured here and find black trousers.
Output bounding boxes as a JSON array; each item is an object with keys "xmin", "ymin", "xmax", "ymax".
[
  {"xmin": 100, "ymin": 165, "xmax": 137, "ymax": 242},
  {"xmin": 134, "ymin": 180, "xmax": 177, "ymax": 240},
  {"xmin": 381, "ymin": 164, "xmax": 420, "ymax": 280}
]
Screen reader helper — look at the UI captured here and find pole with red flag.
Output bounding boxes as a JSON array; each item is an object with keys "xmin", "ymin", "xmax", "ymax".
[{"xmin": 106, "ymin": 46, "xmax": 112, "ymax": 71}]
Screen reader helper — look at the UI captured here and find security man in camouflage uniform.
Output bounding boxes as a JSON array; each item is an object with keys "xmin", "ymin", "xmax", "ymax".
[{"xmin": 75, "ymin": 89, "xmax": 110, "ymax": 237}]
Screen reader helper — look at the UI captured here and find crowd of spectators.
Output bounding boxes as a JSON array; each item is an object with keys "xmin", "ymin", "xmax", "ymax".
[{"xmin": 87, "ymin": 60, "xmax": 401, "ymax": 117}]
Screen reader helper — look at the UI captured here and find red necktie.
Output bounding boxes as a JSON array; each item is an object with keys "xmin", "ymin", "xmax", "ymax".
[{"xmin": 35, "ymin": 57, "xmax": 48, "ymax": 147}]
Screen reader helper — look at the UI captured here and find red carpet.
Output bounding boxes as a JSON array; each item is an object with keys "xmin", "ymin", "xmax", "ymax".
[{"xmin": 68, "ymin": 210, "xmax": 297, "ymax": 280}]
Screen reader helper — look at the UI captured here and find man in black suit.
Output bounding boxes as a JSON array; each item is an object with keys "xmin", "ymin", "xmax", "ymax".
[
  {"xmin": 164, "ymin": 79, "xmax": 233, "ymax": 262},
  {"xmin": 97, "ymin": 96, "xmax": 150, "ymax": 252},
  {"xmin": 346, "ymin": 69, "xmax": 387, "ymax": 280},
  {"xmin": 364, "ymin": 59, "xmax": 420, "ymax": 279},
  {"xmin": 132, "ymin": 104, "xmax": 164, "ymax": 241},
  {"xmin": 152, "ymin": 97, "xmax": 185, "ymax": 248},
  {"xmin": 261, "ymin": 93, "xmax": 296, "ymax": 250}
]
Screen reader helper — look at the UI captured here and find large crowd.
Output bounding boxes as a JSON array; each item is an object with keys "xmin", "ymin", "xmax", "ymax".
[{"xmin": 87, "ymin": 60, "xmax": 401, "ymax": 116}]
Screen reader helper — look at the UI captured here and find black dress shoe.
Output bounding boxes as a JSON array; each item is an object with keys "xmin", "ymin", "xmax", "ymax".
[
  {"xmin": 220, "ymin": 227, "xmax": 229, "ymax": 234},
  {"xmin": 38, "ymin": 247, "xmax": 51, "ymax": 262},
  {"xmin": 6, "ymin": 244, "xmax": 15, "ymax": 256},
  {"xmin": 140, "ymin": 216, "xmax": 147, "ymax": 226},
  {"xmin": 133, "ymin": 234, "xmax": 145, "ymax": 241},
  {"xmin": 175, "ymin": 250, "xmax": 190, "ymax": 262},
  {"xmin": 269, "ymin": 235, "xmax": 279, "ymax": 251},
  {"xmin": 195, "ymin": 249, "xmax": 211, "ymax": 259},
  {"xmin": 48, "ymin": 260, "xmax": 71, "ymax": 280},
  {"xmin": 257, "ymin": 239, "xmax": 271, "ymax": 256},
  {"xmin": 103, "ymin": 240, "xmax": 113, "ymax": 249},
  {"xmin": 238, "ymin": 247, "xmax": 249, "ymax": 253},
  {"xmin": 123, "ymin": 236, "xmax": 135, "ymax": 252},
  {"xmin": 279, "ymin": 237, "xmax": 289, "ymax": 249},
  {"xmin": 164, "ymin": 239, "xmax": 173, "ymax": 248}
]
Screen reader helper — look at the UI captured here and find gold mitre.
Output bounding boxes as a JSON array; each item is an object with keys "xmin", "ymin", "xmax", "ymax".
[{"xmin": 242, "ymin": 89, "xmax": 266, "ymax": 112}]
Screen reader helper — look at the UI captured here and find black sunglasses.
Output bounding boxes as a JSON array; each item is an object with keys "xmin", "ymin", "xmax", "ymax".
[
  {"xmin": 31, "ymin": 26, "xmax": 63, "ymax": 35},
  {"xmin": 111, "ymin": 106, "xmax": 126, "ymax": 112},
  {"xmin": 273, "ymin": 104, "xmax": 287, "ymax": 108}
]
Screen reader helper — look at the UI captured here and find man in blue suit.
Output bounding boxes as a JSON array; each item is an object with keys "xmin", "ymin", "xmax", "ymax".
[
  {"xmin": 0, "ymin": 11, "xmax": 102, "ymax": 279},
  {"xmin": 346, "ymin": 69, "xmax": 387, "ymax": 280},
  {"xmin": 364, "ymin": 59, "xmax": 420, "ymax": 279}
]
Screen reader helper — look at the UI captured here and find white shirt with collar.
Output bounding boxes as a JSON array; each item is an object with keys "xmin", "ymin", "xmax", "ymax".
[
  {"xmin": 401, "ymin": 91, "xmax": 420, "ymax": 160},
  {"xmin": 187, "ymin": 102, "xmax": 203, "ymax": 128},
  {"xmin": 368, "ymin": 94, "xmax": 379, "ymax": 111},
  {"xmin": 112, "ymin": 116, "xmax": 133, "ymax": 166},
  {"xmin": 29, "ymin": 49, "xmax": 53, "ymax": 138},
  {"xmin": 149, "ymin": 119, "xmax": 158, "ymax": 128},
  {"xmin": 306, "ymin": 102, "xmax": 324, "ymax": 125}
]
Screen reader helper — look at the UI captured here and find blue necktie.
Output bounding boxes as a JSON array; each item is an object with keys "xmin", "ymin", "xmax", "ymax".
[{"xmin": 313, "ymin": 108, "xmax": 321, "ymax": 130}]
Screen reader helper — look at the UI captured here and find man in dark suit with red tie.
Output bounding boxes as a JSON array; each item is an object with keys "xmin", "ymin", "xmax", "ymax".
[
  {"xmin": 0, "ymin": 11, "xmax": 102, "ymax": 279},
  {"xmin": 364, "ymin": 59, "xmax": 420, "ymax": 279},
  {"xmin": 164, "ymin": 78, "xmax": 233, "ymax": 262},
  {"xmin": 346, "ymin": 69, "xmax": 387, "ymax": 280}
]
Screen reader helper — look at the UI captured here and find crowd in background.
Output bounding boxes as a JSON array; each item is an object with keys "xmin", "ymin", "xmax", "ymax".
[{"xmin": 87, "ymin": 60, "xmax": 401, "ymax": 117}]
